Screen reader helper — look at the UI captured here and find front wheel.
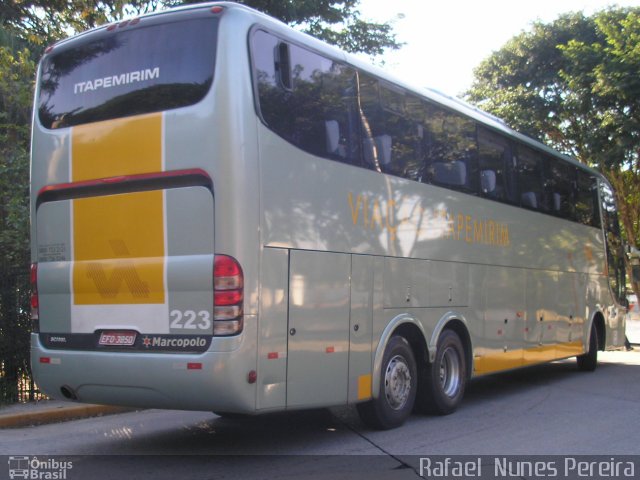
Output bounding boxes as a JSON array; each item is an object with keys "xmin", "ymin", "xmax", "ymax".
[
  {"xmin": 420, "ymin": 329, "xmax": 467, "ymax": 415},
  {"xmin": 576, "ymin": 325, "xmax": 598, "ymax": 372},
  {"xmin": 357, "ymin": 335, "xmax": 417, "ymax": 430}
]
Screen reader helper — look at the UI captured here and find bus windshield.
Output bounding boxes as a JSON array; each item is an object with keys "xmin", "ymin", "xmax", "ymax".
[{"xmin": 38, "ymin": 16, "xmax": 218, "ymax": 129}]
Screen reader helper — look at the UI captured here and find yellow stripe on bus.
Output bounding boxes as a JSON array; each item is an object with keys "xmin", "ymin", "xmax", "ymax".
[
  {"xmin": 358, "ymin": 373, "xmax": 372, "ymax": 400},
  {"xmin": 474, "ymin": 341, "xmax": 585, "ymax": 375},
  {"xmin": 72, "ymin": 114, "xmax": 165, "ymax": 305}
]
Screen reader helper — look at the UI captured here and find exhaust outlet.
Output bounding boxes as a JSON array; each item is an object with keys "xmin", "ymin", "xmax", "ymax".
[{"xmin": 60, "ymin": 385, "xmax": 78, "ymax": 400}]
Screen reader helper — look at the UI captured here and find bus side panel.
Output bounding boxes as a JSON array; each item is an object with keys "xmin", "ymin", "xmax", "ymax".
[
  {"xmin": 257, "ymin": 247, "xmax": 289, "ymax": 410},
  {"xmin": 472, "ymin": 265, "xmax": 526, "ymax": 375},
  {"xmin": 570, "ymin": 273, "xmax": 589, "ymax": 352},
  {"xmin": 556, "ymin": 271, "xmax": 586, "ymax": 357},
  {"xmin": 348, "ymin": 254, "xmax": 375, "ymax": 403}
]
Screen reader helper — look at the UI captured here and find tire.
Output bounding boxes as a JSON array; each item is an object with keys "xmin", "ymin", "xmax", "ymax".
[
  {"xmin": 421, "ymin": 329, "xmax": 466, "ymax": 415},
  {"xmin": 577, "ymin": 325, "xmax": 598, "ymax": 372},
  {"xmin": 357, "ymin": 335, "xmax": 417, "ymax": 430}
]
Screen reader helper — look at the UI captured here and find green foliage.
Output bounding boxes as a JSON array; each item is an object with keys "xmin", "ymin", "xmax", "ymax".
[
  {"xmin": 1, "ymin": 1, "xmax": 400, "ymax": 55},
  {"xmin": 0, "ymin": 29, "xmax": 35, "ymax": 403},
  {"xmin": 466, "ymin": 7, "xmax": 640, "ymax": 295},
  {"xmin": 0, "ymin": 41, "xmax": 33, "ymax": 268}
]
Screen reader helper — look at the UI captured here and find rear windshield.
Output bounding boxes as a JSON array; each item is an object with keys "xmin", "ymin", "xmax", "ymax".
[{"xmin": 38, "ymin": 17, "xmax": 218, "ymax": 129}]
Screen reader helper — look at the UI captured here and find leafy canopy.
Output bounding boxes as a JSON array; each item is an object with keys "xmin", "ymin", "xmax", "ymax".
[
  {"xmin": 466, "ymin": 7, "xmax": 640, "ymax": 294},
  {"xmin": 0, "ymin": 1, "xmax": 401, "ymax": 55}
]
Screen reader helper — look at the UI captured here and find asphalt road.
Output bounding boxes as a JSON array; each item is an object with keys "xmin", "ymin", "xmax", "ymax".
[{"xmin": 2, "ymin": 350, "xmax": 639, "ymax": 479}]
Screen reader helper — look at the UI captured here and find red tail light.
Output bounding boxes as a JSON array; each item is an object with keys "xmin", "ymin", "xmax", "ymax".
[
  {"xmin": 30, "ymin": 263, "xmax": 40, "ymax": 332},
  {"xmin": 213, "ymin": 255, "xmax": 243, "ymax": 336}
]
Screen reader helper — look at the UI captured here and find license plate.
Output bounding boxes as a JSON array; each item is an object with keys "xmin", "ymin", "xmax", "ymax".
[{"xmin": 98, "ymin": 331, "xmax": 137, "ymax": 347}]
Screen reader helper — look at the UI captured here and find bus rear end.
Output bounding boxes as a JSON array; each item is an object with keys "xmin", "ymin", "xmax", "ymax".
[{"xmin": 30, "ymin": 4, "xmax": 258, "ymax": 412}]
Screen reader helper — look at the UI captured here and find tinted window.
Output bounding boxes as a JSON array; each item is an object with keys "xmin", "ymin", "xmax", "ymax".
[
  {"xmin": 423, "ymin": 103, "xmax": 478, "ymax": 192},
  {"xmin": 600, "ymin": 181, "xmax": 626, "ymax": 303},
  {"xmin": 478, "ymin": 127, "xmax": 515, "ymax": 203},
  {"xmin": 252, "ymin": 30, "xmax": 360, "ymax": 165},
  {"xmin": 575, "ymin": 170, "xmax": 600, "ymax": 227},
  {"xmin": 359, "ymin": 77, "xmax": 424, "ymax": 179},
  {"xmin": 516, "ymin": 146, "xmax": 547, "ymax": 211},
  {"xmin": 546, "ymin": 158, "xmax": 575, "ymax": 220},
  {"xmin": 39, "ymin": 17, "xmax": 218, "ymax": 129},
  {"xmin": 250, "ymin": 32, "xmax": 603, "ymax": 228}
]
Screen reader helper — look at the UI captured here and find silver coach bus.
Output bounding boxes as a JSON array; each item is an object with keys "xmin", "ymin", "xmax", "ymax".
[{"xmin": 30, "ymin": 2, "xmax": 627, "ymax": 429}]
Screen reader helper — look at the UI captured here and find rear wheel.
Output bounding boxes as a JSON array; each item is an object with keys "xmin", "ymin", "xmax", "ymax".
[
  {"xmin": 357, "ymin": 335, "xmax": 417, "ymax": 430},
  {"xmin": 577, "ymin": 325, "xmax": 598, "ymax": 372},
  {"xmin": 421, "ymin": 329, "xmax": 466, "ymax": 415}
]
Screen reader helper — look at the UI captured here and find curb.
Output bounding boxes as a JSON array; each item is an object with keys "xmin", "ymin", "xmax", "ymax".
[{"xmin": 0, "ymin": 404, "xmax": 135, "ymax": 428}]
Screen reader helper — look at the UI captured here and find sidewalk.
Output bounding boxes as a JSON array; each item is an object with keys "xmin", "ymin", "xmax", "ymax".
[
  {"xmin": 626, "ymin": 317, "xmax": 640, "ymax": 344},
  {"xmin": 0, "ymin": 400, "xmax": 134, "ymax": 428}
]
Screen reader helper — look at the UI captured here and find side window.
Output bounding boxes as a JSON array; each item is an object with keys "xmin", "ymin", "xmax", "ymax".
[
  {"xmin": 358, "ymin": 76, "xmax": 424, "ymax": 180},
  {"xmin": 251, "ymin": 30, "xmax": 360, "ymax": 165},
  {"xmin": 600, "ymin": 181, "xmax": 626, "ymax": 304},
  {"xmin": 358, "ymin": 75, "xmax": 384, "ymax": 172},
  {"xmin": 546, "ymin": 158, "xmax": 575, "ymax": 220},
  {"xmin": 477, "ymin": 127, "xmax": 515, "ymax": 203},
  {"xmin": 423, "ymin": 102, "xmax": 478, "ymax": 192},
  {"xmin": 575, "ymin": 170, "xmax": 600, "ymax": 228},
  {"xmin": 515, "ymin": 146, "xmax": 547, "ymax": 211}
]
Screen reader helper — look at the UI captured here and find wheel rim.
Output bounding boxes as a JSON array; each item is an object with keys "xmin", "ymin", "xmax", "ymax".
[
  {"xmin": 439, "ymin": 346, "xmax": 461, "ymax": 398},
  {"xmin": 384, "ymin": 354, "xmax": 412, "ymax": 410}
]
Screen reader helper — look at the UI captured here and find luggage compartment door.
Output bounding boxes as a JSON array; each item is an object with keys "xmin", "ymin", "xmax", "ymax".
[{"xmin": 287, "ymin": 251, "xmax": 351, "ymax": 408}]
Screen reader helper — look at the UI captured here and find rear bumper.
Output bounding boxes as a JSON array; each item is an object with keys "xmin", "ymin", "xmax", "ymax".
[{"xmin": 31, "ymin": 316, "xmax": 258, "ymax": 412}]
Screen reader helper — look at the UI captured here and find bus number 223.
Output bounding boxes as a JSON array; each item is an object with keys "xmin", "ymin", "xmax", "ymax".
[{"xmin": 169, "ymin": 310, "xmax": 212, "ymax": 330}]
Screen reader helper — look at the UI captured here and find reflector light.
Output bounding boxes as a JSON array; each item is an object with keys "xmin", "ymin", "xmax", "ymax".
[
  {"xmin": 30, "ymin": 263, "xmax": 39, "ymax": 329},
  {"xmin": 247, "ymin": 370, "xmax": 257, "ymax": 384},
  {"xmin": 211, "ymin": 6, "xmax": 224, "ymax": 14},
  {"xmin": 213, "ymin": 255, "xmax": 243, "ymax": 336},
  {"xmin": 214, "ymin": 290, "xmax": 243, "ymax": 306},
  {"xmin": 40, "ymin": 357, "xmax": 50, "ymax": 364},
  {"xmin": 213, "ymin": 319, "xmax": 242, "ymax": 336},
  {"xmin": 214, "ymin": 275, "xmax": 243, "ymax": 290},
  {"xmin": 214, "ymin": 305, "xmax": 241, "ymax": 321},
  {"xmin": 187, "ymin": 363, "xmax": 203, "ymax": 370},
  {"xmin": 106, "ymin": 24, "xmax": 117, "ymax": 31}
]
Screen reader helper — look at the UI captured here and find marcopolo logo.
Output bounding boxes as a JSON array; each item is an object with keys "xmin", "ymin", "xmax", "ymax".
[
  {"xmin": 141, "ymin": 335, "xmax": 209, "ymax": 351},
  {"xmin": 8, "ymin": 456, "xmax": 72, "ymax": 480}
]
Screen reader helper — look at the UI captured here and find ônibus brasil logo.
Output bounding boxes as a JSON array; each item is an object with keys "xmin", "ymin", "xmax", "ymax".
[{"xmin": 8, "ymin": 456, "xmax": 72, "ymax": 479}]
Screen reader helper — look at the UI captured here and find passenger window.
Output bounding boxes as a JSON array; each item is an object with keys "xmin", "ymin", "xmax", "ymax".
[
  {"xmin": 516, "ymin": 146, "xmax": 546, "ymax": 211},
  {"xmin": 478, "ymin": 127, "xmax": 514, "ymax": 203},
  {"xmin": 546, "ymin": 159, "xmax": 575, "ymax": 220},
  {"xmin": 423, "ymin": 103, "xmax": 477, "ymax": 192},
  {"xmin": 575, "ymin": 170, "xmax": 600, "ymax": 227},
  {"xmin": 359, "ymin": 77, "xmax": 424, "ymax": 181},
  {"xmin": 600, "ymin": 181, "xmax": 626, "ymax": 304},
  {"xmin": 251, "ymin": 31, "xmax": 360, "ymax": 166}
]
